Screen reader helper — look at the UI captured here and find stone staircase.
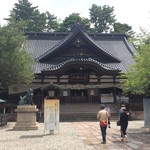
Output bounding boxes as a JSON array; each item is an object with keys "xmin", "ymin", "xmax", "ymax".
[{"xmin": 60, "ymin": 103, "xmax": 119, "ymax": 121}]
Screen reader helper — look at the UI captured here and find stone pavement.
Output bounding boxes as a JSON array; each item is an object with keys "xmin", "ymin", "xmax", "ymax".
[{"xmin": 0, "ymin": 121, "xmax": 150, "ymax": 150}]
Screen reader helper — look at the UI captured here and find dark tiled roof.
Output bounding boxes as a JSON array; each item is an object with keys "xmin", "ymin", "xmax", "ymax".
[
  {"xmin": 25, "ymin": 40, "xmax": 61, "ymax": 59},
  {"xmin": 36, "ymin": 32, "xmax": 75, "ymax": 61},
  {"xmin": 34, "ymin": 58, "xmax": 130, "ymax": 74},
  {"xmin": 25, "ymin": 27, "xmax": 135, "ymax": 74},
  {"xmin": 43, "ymin": 57, "xmax": 120, "ymax": 72},
  {"xmin": 33, "ymin": 62, "xmax": 54, "ymax": 73},
  {"xmin": 76, "ymin": 28, "xmax": 121, "ymax": 62},
  {"xmin": 95, "ymin": 40, "xmax": 135, "ymax": 71},
  {"xmin": 36, "ymin": 27, "xmax": 121, "ymax": 62}
]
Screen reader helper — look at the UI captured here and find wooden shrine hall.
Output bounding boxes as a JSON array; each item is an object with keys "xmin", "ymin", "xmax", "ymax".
[
  {"xmin": 9, "ymin": 24, "xmax": 135, "ymax": 105},
  {"xmin": 7, "ymin": 24, "xmax": 138, "ymax": 121}
]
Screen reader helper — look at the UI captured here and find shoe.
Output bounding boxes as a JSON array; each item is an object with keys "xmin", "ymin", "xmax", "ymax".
[
  {"xmin": 101, "ymin": 141, "xmax": 106, "ymax": 144},
  {"xmin": 124, "ymin": 135, "xmax": 128, "ymax": 143}
]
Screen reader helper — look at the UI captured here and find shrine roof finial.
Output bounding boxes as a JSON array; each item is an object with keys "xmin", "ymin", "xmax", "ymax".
[{"xmin": 71, "ymin": 23, "xmax": 85, "ymax": 32}]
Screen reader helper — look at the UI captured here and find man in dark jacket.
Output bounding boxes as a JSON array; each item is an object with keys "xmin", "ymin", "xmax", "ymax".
[{"xmin": 120, "ymin": 107, "xmax": 128, "ymax": 142}]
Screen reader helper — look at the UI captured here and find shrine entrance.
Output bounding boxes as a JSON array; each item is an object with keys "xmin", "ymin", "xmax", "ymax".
[
  {"xmin": 70, "ymin": 89, "xmax": 88, "ymax": 103},
  {"xmin": 71, "ymin": 89, "xmax": 87, "ymax": 97}
]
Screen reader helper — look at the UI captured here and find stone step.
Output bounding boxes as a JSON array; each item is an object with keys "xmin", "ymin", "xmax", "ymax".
[
  {"xmin": 38, "ymin": 103, "xmax": 119, "ymax": 122},
  {"xmin": 60, "ymin": 103, "xmax": 118, "ymax": 114},
  {"xmin": 60, "ymin": 103, "xmax": 119, "ymax": 121},
  {"xmin": 60, "ymin": 112, "xmax": 119, "ymax": 122}
]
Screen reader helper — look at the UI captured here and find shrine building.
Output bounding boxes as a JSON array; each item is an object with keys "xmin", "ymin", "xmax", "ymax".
[{"xmin": 7, "ymin": 24, "xmax": 143, "ymax": 121}]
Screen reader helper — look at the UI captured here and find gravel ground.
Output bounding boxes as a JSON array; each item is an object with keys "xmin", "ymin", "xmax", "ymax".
[
  {"xmin": 0, "ymin": 122, "xmax": 88, "ymax": 150},
  {"xmin": 0, "ymin": 121, "xmax": 149, "ymax": 150}
]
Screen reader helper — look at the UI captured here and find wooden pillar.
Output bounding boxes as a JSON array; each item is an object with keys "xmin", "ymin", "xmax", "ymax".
[
  {"xmin": 113, "ymin": 76, "xmax": 116, "ymax": 103},
  {"xmin": 98, "ymin": 75, "xmax": 101, "ymax": 83},
  {"xmin": 41, "ymin": 72, "xmax": 45, "ymax": 84},
  {"xmin": 57, "ymin": 75, "xmax": 60, "ymax": 83},
  {"xmin": 99, "ymin": 88, "xmax": 101, "ymax": 103}
]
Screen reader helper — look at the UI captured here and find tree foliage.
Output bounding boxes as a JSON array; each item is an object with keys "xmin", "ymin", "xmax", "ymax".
[
  {"xmin": 27, "ymin": 9, "xmax": 46, "ymax": 32},
  {"xmin": 113, "ymin": 22, "xmax": 132, "ymax": 33},
  {"xmin": 89, "ymin": 4, "xmax": 116, "ymax": 33},
  {"xmin": 9, "ymin": 0, "xmax": 59, "ymax": 32},
  {"xmin": 7, "ymin": 1, "xmax": 134, "ymax": 34},
  {"xmin": 45, "ymin": 11, "xmax": 60, "ymax": 32},
  {"xmin": 134, "ymin": 28, "xmax": 150, "ymax": 45},
  {"xmin": 59, "ymin": 13, "xmax": 93, "ymax": 32},
  {"xmin": 0, "ymin": 23, "xmax": 34, "ymax": 88},
  {"xmin": 113, "ymin": 22, "xmax": 134, "ymax": 37},
  {"xmin": 9, "ymin": 0, "xmax": 39, "ymax": 32},
  {"xmin": 10, "ymin": 0, "xmax": 37, "ymax": 20},
  {"xmin": 121, "ymin": 43, "xmax": 150, "ymax": 97}
]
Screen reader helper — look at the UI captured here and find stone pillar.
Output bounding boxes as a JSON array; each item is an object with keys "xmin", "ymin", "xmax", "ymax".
[
  {"xmin": 13, "ymin": 105, "xmax": 38, "ymax": 130},
  {"xmin": 143, "ymin": 98, "xmax": 150, "ymax": 128}
]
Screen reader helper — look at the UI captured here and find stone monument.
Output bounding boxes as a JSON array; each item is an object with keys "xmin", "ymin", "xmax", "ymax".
[
  {"xmin": 44, "ymin": 99, "xmax": 59, "ymax": 134},
  {"xmin": 13, "ymin": 88, "xmax": 38, "ymax": 130}
]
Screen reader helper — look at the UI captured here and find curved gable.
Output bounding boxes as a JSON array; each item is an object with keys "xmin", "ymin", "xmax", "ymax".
[
  {"xmin": 37, "ymin": 25, "xmax": 120, "ymax": 63},
  {"xmin": 42, "ymin": 58, "xmax": 121, "ymax": 75}
]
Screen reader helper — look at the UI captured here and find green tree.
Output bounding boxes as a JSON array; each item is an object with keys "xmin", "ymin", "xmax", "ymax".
[
  {"xmin": 135, "ymin": 28, "xmax": 150, "ymax": 45},
  {"xmin": 59, "ymin": 13, "xmax": 93, "ymax": 32},
  {"xmin": 89, "ymin": 4, "xmax": 116, "ymax": 33},
  {"xmin": 121, "ymin": 42, "xmax": 150, "ymax": 96},
  {"xmin": 9, "ymin": 0, "xmax": 46, "ymax": 32},
  {"xmin": 10, "ymin": 0, "xmax": 38, "ymax": 21},
  {"xmin": 27, "ymin": 10, "xmax": 46, "ymax": 32},
  {"xmin": 0, "ymin": 23, "xmax": 34, "ymax": 89},
  {"xmin": 8, "ymin": 0, "xmax": 60, "ymax": 32},
  {"xmin": 121, "ymin": 37, "xmax": 150, "ymax": 127},
  {"xmin": 45, "ymin": 11, "xmax": 59, "ymax": 32},
  {"xmin": 121, "ymin": 29, "xmax": 150, "ymax": 91},
  {"xmin": 113, "ymin": 22, "xmax": 132, "ymax": 33},
  {"xmin": 113, "ymin": 22, "xmax": 134, "ymax": 37}
]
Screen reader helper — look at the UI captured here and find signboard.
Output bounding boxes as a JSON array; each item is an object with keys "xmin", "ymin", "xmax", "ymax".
[
  {"xmin": 101, "ymin": 94, "xmax": 114, "ymax": 103},
  {"xmin": 44, "ymin": 99, "xmax": 59, "ymax": 134},
  {"xmin": 63, "ymin": 91, "xmax": 68, "ymax": 96},
  {"xmin": 116, "ymin": 96, "xmax": 129, "ymax": 103},
  {"xmin": 48, "ymin": 91, "xmax": 55, "ymax": 97},
  {"xmin": 70, "ymin": 73, "xmax": 88, "ymax": 83}
]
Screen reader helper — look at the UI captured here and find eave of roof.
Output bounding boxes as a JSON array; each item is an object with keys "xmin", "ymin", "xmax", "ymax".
[{"xmin": 42, "ymin": 57, "xmax": 121, "ymax": 73}]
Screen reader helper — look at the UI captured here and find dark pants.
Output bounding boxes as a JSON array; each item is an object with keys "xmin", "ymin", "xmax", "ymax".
[
  {"xmin": 100, "ymin": 125, "xmax": 107, "ymax": 141},
  {"xmin": 121, "ymin": 124, "xmax": 128, "ymax": 138}
]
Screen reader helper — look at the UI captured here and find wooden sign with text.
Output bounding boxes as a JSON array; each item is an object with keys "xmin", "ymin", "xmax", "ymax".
[{"xmin": 44, "ymin": 99, "xmax": 59, "ymax": 134}]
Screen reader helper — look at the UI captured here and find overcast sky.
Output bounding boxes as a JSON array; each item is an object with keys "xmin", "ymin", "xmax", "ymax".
[{"xmin": 0, "ymin": 0, "xmax": 150, "ymax": 33}]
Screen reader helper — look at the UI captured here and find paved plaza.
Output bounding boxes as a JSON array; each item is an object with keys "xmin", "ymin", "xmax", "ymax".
[{"xmin": 0, "ymin": 121, "xmax": 150, "ymax": 150}]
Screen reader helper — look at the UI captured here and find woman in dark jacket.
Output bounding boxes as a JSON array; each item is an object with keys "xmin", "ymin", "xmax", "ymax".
[{"xmin": 120, "ymin": 107, "xmax": 128, "ymax": 142}]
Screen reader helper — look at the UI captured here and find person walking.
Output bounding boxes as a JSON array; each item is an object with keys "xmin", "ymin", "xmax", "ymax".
[
  {"xmin": 119, "ymin": 104, "xmax": 126, "ymax": 116},
  {"xmin": 120, "ymin": 107, "xmax": 128, "ymax": 142},
  {"xmin": 97, "ymin": 105, "xmax": 110, "ymax": 144}
]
